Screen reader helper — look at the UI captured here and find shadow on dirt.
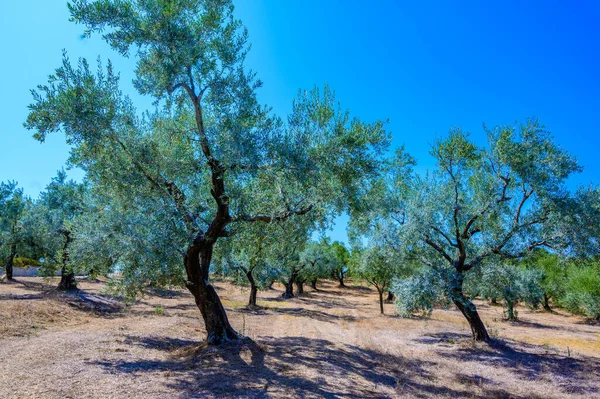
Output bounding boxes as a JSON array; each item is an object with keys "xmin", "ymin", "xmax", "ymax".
[
  {"xmin": 232, "ymin": 306, "xmax": 359, "ymax": 323},
  {"xmin": 89, "ymin": 335, "xmax": 575, "ymax": 399},
  {"xmin": 426, "ymin": 336, "xmax": 600, "ymax": 397}
]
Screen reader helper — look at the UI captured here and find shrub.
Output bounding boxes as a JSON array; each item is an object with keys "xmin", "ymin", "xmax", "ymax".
[
  {"xmin": 560, "ymin": 265, "xmax": 600, "ymax": 320},
  {"xmin": 13, "ymin": 257, "xmax": 41, "ymax": 268},
  {"xmin": 393, "ymin": 267, "xmax": 450, "ymax": 317},
  {"xmin": 471, "ymin": 263, "xmax": 543, "ymax": 320}
]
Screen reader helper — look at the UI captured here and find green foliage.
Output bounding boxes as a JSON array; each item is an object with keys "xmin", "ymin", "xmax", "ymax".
[
  {"xmin": 353, "ymin": 244, "xmax": 407, "ymax": 294},
  {"xmin": 21, "ymin": 170, "xmax": 87, "ymax": 278},
  {"xmin": 560, "ymin": 263, "xmax": 600, "ymax": 320},
  {"xmin": 12, "ymin": 258, "xmax": 41, "ymax": 268},
  {"xmin": 393, "ymin": 267, "xmax": 451, "ymax": 317},
  {"xmin": 521, "ymin": 249, "xmax": 566, "ymax": 307},
  {"xmin": 26, "ymin": 0, "xmax": 389, "ymax": 302},
  {"xmin": 467, "ymin": 263, "xmax": 544, "ymax": 320},
  {"xmin": 0, "ymin": 181, "xmax": 35, "ymax": 269}
]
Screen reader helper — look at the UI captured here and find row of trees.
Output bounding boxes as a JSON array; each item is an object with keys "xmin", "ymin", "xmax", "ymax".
[
  {"xmin": 5, "ymin": 0, "xmax": 598, "ymax": 346},
  {"xmin": 0, "ymin": 172, "xmax": 85, "ymax": 289}
]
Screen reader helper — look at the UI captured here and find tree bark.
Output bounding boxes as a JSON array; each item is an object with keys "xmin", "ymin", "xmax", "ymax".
[
  {"xmin": 246, "ymin": 268, "xmax": 258, "ymax": 307},
  {"xmin": 543, "ymin": 293, "xmax": 552, "ymax": 312},
  {"xmin": 378, "ymin": 288, "xmax": 385, "ymax": 314},
  {"xmin": 282, "ymin": 272, "xmax": 296, "ymax": 299},
  {"xmin": 311, "ymin": 278, "xmax": 318, "ymax": 291},
  {"xmin": 5, "ymin": 243, "xmax": 16, "ymax": 281},
  {"xmin": 337, "ymin": 270, "xmax": 346, "ymax": 288},
  {"xmin": 506, "ymin": 301, "xmax": 517, "ymax": 321},
  {"xmin": 450, "ymin": 271, "xmax": 489, "ymax": 341},
  {"xmin": 184, "ymin": 242, "xmax": 238, "ymax": 345},
  {"xmin": 58, "ymin": 231, "xmax": 77, "ymax": 291},
  {"xmin": 386, "ymin": 290, "xmax": 395, "ymax": 302},
  {"xmin": 296, "ymin": 279, "xmax": 305, "ymax": 295}
]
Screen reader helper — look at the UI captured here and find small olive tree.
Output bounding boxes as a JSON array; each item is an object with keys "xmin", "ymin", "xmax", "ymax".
[
  {"xmin": 354, "ymin": 245, "xmax": 405, "ymax": 314},
  {"xmin": 467, "ymin": 263, "xmax": 543, "ymax": 321},
  {"xmin": 23, "ymin": 171, "xmax": 87, "ymax": 290},
  {"xmin": 0, "ymin": 181, "xmax": 29, "ymax": 280},
  {"xmin": 393, "ymin": 267, "xmax": 451, "ymax": 318}
]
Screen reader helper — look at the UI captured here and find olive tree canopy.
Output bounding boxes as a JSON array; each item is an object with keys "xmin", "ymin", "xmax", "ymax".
[{"xmin": 26, "ymin": 0, "xmax": 389, "ymax": 344}]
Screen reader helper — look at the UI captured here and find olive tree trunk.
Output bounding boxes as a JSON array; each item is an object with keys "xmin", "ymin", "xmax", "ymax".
[
  {"xmin": 505, "ymin": 301, "xmax": 517, "ymax": 321},
  {"xmin": 58, "ymin": 231, "xmax": 77, "ymax": 291},
  {"xmin": 296, "ymin": 279, "xmax": 305, "ymax": 295},
  {"xmin": 386, "ymin": 290, "xmax": 395, "ymax": 302},
  {"xmin": 543, "ymin": 294, "xmax": 552, "ymax": 312},
  {"xmin": 5, "ymin": 243, "xmax": 16, "ymax": 281},
  {"xmin": 184, "ymin": 242, "xmax": 238, "ymax": 345},
  {"xmin": 311, "ymin": 278, "xmax": 318, "ymax": 291},
  {"xmin": 338, "ymin": 270, "xmax": 346, "ymax": 288},
  {"xmin": 451, "ymin": 272, "xmax": 490, "ymax": 342},
  {"xmin": 246, "ymin": 268, "xmax": 258, "ymax": 307},
  {"xmin": 282, "ymin": 272, "xmax": 296, "ymax": 299},
  {"xmin": 378, "ymin": 287, "xmax": 385, "ymax": 314}
]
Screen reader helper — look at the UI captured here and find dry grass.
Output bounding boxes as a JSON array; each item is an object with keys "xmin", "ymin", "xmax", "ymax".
[{"xmin": 1, "ymin": 277, "xmax": 599, "ymax": 398}]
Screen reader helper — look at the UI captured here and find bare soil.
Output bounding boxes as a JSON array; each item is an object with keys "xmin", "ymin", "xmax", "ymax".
[{"xmin": 1, "ymin": 278, "xmax": 599, "ymax": 399}]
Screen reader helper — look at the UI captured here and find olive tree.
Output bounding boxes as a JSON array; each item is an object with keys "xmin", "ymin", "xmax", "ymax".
[
  {"xmin": 393, "ymin": 267, "xmax": 451, "ymax": 317},
  {"xmin": 467, "ymin": 262, "xmax": 544, "ymax": 321},
  {"xmin": 214, "ymin": 222, "xmax": 287, "ymax": 307},
  {"xmin": 353, "ymin": 245, "xmax": 405, "ymax": 314},
  {"xmin": 396, "ymin": 121, "xmax": 581, "ymax": 341},
  {"xmin": 24, "ymin": 171, "xmax": 87, "ymax": 290},
  {"xmin": 0, "ymin": 181, "xmax": 28, "ymax": 280},
  {"xmin": 329, "ymin": 241, "xmax": 350, "ymax": 288},
  {"xmin": 353, "ymin": 121, "xmax": 582, "ymax": 341},
  {"xmin": 298, "ymin": 239, "xmax": 337, "ymax": 292},
  {"xmin": 26, "ymin": 0, "xmax": 388, "ymax": 344}
]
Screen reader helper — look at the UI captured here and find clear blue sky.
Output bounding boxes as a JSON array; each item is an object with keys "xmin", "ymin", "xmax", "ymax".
[{"xmin": 1, "ymin": 1, "xmax": 599, "ymax": 243}]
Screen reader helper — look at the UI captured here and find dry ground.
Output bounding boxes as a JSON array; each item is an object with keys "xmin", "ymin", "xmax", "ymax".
[{"xmin": 1, "ymin": 278, "xmax": 599, "ymax": 399}]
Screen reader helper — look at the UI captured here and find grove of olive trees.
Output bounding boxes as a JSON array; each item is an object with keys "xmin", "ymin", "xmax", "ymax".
[{"xmin": 2, "ymin": 1, "xmax": 600, "ymax": 398}]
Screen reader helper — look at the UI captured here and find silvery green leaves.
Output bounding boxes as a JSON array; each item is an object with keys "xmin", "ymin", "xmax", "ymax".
[
  {"xmin": 465, "ymin": 263, "xmax": 544, "ymax": 320},
  {"xmin": 22, "ymin": 171, "xmax": 87, "ymax": 279},
  {"xmin": 393, "ymin": 267, "xmax": 451, "ymax": 318},
  {"xmin": 25, "ymin": 53, "xmax": 126, "ymax": 150}
]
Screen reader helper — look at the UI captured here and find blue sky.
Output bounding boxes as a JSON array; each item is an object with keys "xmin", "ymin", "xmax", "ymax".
[{"xmin": 1, "ymin": 1, "xmax": 599, "ymax": 243}]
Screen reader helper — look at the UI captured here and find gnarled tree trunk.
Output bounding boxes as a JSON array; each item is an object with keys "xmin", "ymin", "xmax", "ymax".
[
  {"xmin": 184, "ymin": 242, "xmax": 238, "ymax": 345},
  {"xmin": 505, "ymin": 301, "xmax": 517, "ymax": 321},
  {"xmin": 386, "ymin": 290, "xmax": 395, "ymax": 302},
  {"xmin": 451, "ymin": 273, "xmax": 489, "ymax": 342},
  {"xmin": 58, "ymin": 231, "xmax": 77, "ymax": 291},
  {"xmin": 311, "ymin": 278, "xmax": 318, "ymax": 291},
  {"xmin": 337, "ymin": 270, "xmax": 346, "ymax": 288},
  {"xmin": 543, "ymin": 294, "xmax": 552, "ymax": 312},
  {"xmin": 246, "ymin": 268, "xmax": 258, "ymax": 307},
  {"xmin": 282, "ymin": 271, "xmax": 296, "ymax": 299},
  {"xmin": 5, "ymin": 243, "xmax": 16, "ymax": 281},
  {"xmin": 296, "ymin": 279, "xmax": 305, "ymax": 295}
]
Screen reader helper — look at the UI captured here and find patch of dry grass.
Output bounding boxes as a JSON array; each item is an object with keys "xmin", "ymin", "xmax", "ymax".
[{"xmin": 0, "ymin": 299, "xmax": 85, "ymax": 338}]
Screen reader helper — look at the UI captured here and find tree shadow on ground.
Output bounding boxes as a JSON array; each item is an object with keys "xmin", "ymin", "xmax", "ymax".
[
  {"xmin": 295, "ymin": 295, "xmax": 359, "ymax": 310},
  {"xmin": 232, "ymin": 306, "xmax": 359, "ymax": 323},
  {"xmin": 503, "ymin": 319, "xmax": 559, "ymax": 330},
  {"xmin": 429, "ymin": 337, "xmax": 600, "ymax": 397},
  {"xmin": 0, "ymin": 281, "xmax": 124, "ymax": 316},
  {"xmin": 0, "ymin": 292, "xmax": 45, "ymax": 300},
  {"xmin": 62, "ymin": 291, "xmax": 124, "ymax": 316},
  {"xmin": 91, "ymin": 335, "xmax": 562, "ymax": 399}
]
